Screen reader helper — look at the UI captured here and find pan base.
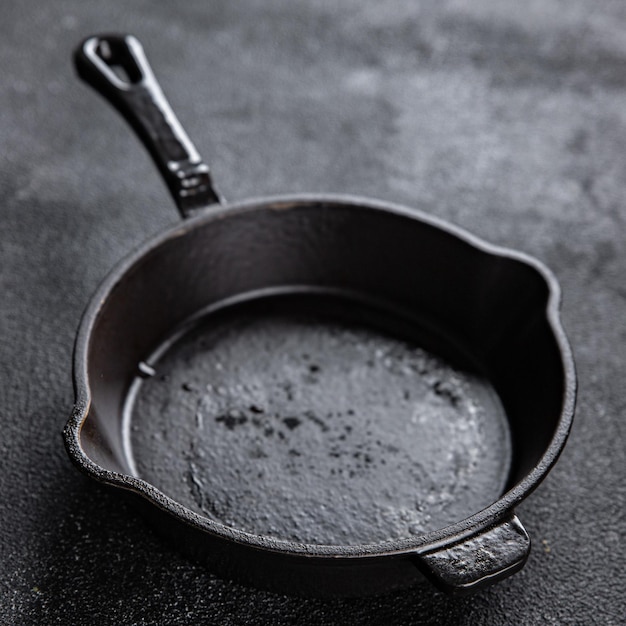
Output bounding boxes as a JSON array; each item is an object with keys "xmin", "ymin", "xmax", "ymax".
[{"xmin": 125, "ymin": 291, "xmax": 511, "ymax": 546}]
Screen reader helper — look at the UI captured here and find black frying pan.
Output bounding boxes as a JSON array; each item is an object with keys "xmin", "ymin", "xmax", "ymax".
[{"xmin": 64, "ymin": 34, "xmax": 576, "ymax": 597}]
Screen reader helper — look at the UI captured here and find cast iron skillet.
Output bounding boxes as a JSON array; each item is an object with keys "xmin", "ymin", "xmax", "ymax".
[{"xmin": 64, "ymin": 34, "xmax": 576, "ymax": 597}]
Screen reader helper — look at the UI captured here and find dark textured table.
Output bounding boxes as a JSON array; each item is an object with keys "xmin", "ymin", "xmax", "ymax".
[{"xmin": 1, "ymin": 1, "xmax": 625, "ymax": 624}]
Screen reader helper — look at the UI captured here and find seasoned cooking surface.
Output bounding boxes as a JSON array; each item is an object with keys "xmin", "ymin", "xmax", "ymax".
[{"xmin": 127, "ymin": 296, "xmax": 511, "ymax": 545}]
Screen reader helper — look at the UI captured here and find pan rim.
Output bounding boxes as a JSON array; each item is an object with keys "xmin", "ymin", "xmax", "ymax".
[{"xmin": 64, "ymin": 192, "xmax": 576, "ymax": 560}]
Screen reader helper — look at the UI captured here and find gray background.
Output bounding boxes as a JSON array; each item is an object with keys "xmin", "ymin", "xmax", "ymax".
[{"xmin": 1, "ymin": 1, "xmax": 625, "ymax": 623}]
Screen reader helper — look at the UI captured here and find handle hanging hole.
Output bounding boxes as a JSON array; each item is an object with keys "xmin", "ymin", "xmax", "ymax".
[{"xmin": 96, "ymin": 40, "xmax": 142, "ymax": 85}]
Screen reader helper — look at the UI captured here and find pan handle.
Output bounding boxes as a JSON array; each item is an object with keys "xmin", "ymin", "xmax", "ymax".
[
  {"xmin": 74, "ymin": 34, "xmax": 222, "ymax": 218},
  {"xmin": 415, "ymin": 514, "xmax": 530, "ymax": 594}
]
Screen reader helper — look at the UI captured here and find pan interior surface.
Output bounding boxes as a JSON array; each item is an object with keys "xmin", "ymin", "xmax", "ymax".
[{"xmin": 124, "ymin": 292, "xmax": 511, "ymax": 546}]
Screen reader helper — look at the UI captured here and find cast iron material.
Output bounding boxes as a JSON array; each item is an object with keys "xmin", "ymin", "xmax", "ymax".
[
  {"xmin": 129, "ymin": 294, "xmax": 513, "ymax": 547},
  {"xmin": 64, "ymin": 34, "xmax": 576, "ymax": 597}
]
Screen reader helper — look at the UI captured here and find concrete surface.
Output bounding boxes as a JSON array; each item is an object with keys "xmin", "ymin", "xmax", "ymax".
[{"xmin": 1, "ymin": 0, "xmax": 625, "ymax": 623}]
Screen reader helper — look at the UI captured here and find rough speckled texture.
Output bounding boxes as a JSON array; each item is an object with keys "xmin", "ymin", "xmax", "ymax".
[
  {"xmin": 1, "ymin": 0, "xmax": 625, "ymax": 624},
  {"xmin": 129, "ymin": 295, "xmax": 509, "ymax": 545},
  {"xmin": 419, "ymin": 515, "xmax": 529, "ymax": 592}
]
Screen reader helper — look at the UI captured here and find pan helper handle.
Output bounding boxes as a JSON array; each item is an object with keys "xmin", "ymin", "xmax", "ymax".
[
  {"xmin": 415, "ymin": 514, "xmax": 530, "ymax": 594},
  {"xmin": 74, "ymin": 34, "xmax": 222, "ymax": 218}
]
